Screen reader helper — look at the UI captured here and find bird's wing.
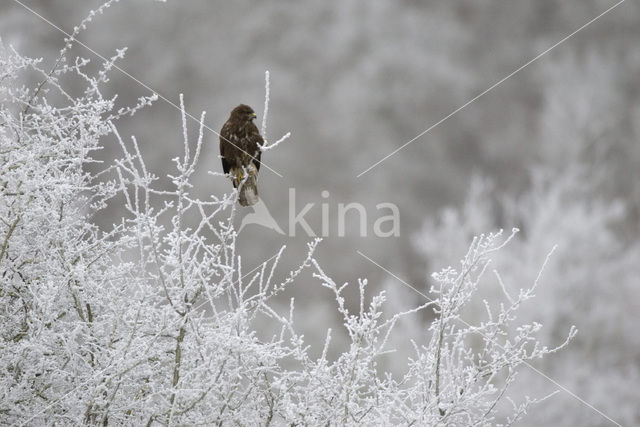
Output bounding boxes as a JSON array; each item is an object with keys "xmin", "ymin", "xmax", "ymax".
[
  {"xmin": 254, "ymin": 151, "xmax": 261, "ymax": 173},
  {"xmin": 220, "ymin": 121, "xmax": 232, "ymax": 175},
  {"xmin": 247, "ymin": 122, "xmax": 264, "ymax": 173}
]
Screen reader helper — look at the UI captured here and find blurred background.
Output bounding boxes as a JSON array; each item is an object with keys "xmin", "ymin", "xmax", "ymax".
[{"xmin": 2, "ymin": 0, "xmax": 639, "ymax": 425}]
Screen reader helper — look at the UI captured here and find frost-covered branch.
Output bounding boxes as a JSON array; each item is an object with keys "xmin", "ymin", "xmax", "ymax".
[{"xmin": 258, "ymin": 70, "xmax": 291, "ymax": 151}]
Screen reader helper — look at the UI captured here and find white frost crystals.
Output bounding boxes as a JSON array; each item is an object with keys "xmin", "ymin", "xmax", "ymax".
[{"xmin": 0, "ymin": 4, "xmax": 573, "ymax": 426}]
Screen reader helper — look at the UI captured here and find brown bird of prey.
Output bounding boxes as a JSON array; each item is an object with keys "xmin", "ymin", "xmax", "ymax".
[{"xmin": 219, "ymin": 104, "xmax": 263, "ymax": 206}]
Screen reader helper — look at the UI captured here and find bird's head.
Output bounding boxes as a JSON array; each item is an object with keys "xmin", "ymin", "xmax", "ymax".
[{"xmin": 231, "ymin": 104, "xmax": 257, "ymax": 122}]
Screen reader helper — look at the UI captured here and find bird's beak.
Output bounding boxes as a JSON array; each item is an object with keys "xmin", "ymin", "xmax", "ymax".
[{"xmin": 251, "ymin": 112, "xmax": 257, "ymax": 119}]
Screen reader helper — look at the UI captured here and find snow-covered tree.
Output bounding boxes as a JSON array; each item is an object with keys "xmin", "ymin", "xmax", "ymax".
[
  {"xmin": 1, "ymin": 4, "xmax": 572, "ymax": 425},
  {"xmin": 415, "ymin": 158, "xmax": 639, "ymax": 427}
]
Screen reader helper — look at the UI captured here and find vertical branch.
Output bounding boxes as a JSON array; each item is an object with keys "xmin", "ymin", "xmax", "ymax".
[
  {"xmin": 261, "ymin": 70, "xmax": 270, "ymax": 140},
  {"xmin": 168, "ymin": 95, "xmax": 195, "ymax": 422},
  {"xmin": 179, "ymin": 93, "xmax": 190, "ymax": 164},
  {"xmin": 170, "ymin": 324, "xmax": 186, "ymax": 403},
  {"xmin": 257, "ymin": 70, "xmax": 290, "ymax": 152},
  {"xmin": 434, "ymin": 298, "xmax": 446, "ymax": 417},
  {"xmin": 168, "ymin": 318, "xmax": 188, "ymax": 425},
  {"xmin": 0, "ymin": 216, "xmax": 20, "ymax": 263}
]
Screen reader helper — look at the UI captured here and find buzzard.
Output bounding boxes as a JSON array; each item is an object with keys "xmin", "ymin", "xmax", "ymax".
[{"xmin": 219, "ymin": 104, "xmax": 263, "ymax": 206}]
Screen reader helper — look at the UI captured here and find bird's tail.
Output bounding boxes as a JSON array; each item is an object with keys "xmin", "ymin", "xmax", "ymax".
[
  {"xmin": 238, "ymin": 175, "xmax": 259, "ymax": 207},
  {"xmin": 232, "ymin": 164, "xmax": 259, "ymax": 207}
]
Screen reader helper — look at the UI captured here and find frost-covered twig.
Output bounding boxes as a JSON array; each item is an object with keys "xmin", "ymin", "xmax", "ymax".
[
  {"xmin": 261, "ymin": 70, "xmax": 269, "ymax": 137},
  {"xmin": 258, "ymin": 70, "xmax": 291, "ymax": 151}
]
